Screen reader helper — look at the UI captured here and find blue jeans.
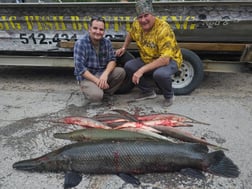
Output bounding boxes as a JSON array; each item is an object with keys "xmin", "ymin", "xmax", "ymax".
[{"xmin": 124, "ymin": 57, "xmax": 178, "ymax": 99}]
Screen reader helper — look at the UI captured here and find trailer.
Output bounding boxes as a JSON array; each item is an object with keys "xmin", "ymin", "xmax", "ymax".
[{"xmin": 0, "ymin": 1, "xmax": 251, "ymax": 94}]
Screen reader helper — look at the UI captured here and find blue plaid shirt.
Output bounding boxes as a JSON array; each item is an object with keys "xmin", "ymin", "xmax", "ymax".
[{"xmin": 74, "ymin": 34, "xmax": 116, "ymax": 81}]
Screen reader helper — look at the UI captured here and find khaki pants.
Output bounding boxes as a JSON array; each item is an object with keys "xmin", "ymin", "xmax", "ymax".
[{"xmin": 79, "ymin": 67, "xmax": 126, "ymax": 102}]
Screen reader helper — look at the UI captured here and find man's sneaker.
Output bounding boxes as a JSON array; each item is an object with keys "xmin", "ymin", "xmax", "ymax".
[
  {"xmin": 135, "ymin": 90, "xmax": 157, "ymax": 101},
  {"xmin": 164, "ymin": 95, "xmax": 175, "ymax": 107}
]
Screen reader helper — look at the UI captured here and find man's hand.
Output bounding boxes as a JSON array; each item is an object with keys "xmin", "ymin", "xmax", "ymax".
[
  {"xmin": 132, "ymin": 70, "xmax": 144, "ymax": 85},
  {"xmin": 97, "ymin": 73, "xmax": 109, "ymax": 89},
  {"xmin": 115, "ymin": 48, "xmax": 125, "ymax": 57},
  {"xmin": 131, "ymin": 57, "xmax": 171, "ymax": 85}
]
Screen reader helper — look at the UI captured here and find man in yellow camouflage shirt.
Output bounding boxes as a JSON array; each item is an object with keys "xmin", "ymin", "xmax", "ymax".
[{"xmin": 116, "ymin": 0, "xmax": 182, "ymax": 106}]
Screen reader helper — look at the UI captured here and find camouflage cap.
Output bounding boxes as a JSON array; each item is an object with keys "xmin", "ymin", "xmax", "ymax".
[{"xmin": 135, "ymin": 0, "xmax": 154, "ymax": 16}]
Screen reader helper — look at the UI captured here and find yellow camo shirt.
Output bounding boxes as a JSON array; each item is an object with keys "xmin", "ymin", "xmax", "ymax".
[{"xmin": 130, "ymin": 17, "xmax": 183, "ymax": 67}]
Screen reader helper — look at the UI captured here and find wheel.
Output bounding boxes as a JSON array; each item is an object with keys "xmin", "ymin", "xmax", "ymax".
[{"xmin": 172, "ymin": 48, "xmax": 204, "ymax": 95}]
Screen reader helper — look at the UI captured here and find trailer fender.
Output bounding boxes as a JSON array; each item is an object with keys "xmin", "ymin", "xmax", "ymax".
[{"xmin": 173, "ymin": 48, "xmax": 204, "ymax": 95}]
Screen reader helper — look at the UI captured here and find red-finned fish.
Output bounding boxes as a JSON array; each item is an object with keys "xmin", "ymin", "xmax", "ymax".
[
  {"xmin": 13, "ymin": 141, "xmax": 240, "ymax": 188},
  {"xmin": 137, "ymin": 113, "xmax": 210, "ymax": 125},
  {"xmin": 53, "ymin": 128, "xmax": 160, "ymax": 142},
  {"xmin": 97, "ymin": 118, "xmax": 130, "ymax": 127},
  {"xmin": 111, "ymin": 109, "xmax": 208, "ymax": 126},
  {"xmin": 58, "ymin": 116, "xmax": 111, "ymax": 129},
  {"xmin": 150, "ymin": 125, "xmax": 228, "ymax": 150},
  {"xmin": 113, "ymin": 119, "xmax": 192, "ymax": 130},
  {"xmin": 141, "ymin": 119, "xmax": 193, "ymax": 127},
  {"xmin": 92, "ymin": 113, "xmax": 132, "ymax": 122},
  {"xmin": 114, "ymin": 122, "xmax": 162, "ymax": 133},
  {"xmin": 99, "ymin": 118, "xmax": 129, "ymax": 124},
  {"xmin": 103, "ymin": 119, "xmax": 192, "ymax": 128},
  {"xmin": 92, "ymin": 112, "xmax": 135, "ymax": 127}
]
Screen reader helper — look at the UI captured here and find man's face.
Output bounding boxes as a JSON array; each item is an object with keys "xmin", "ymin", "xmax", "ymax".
[
  {"xmin": 89, "ymin": 20, "xmax": 105, "ymax": 42},
  {"xmin": 137, "ymin": 13, "xmax": 155, "ymax": 32}
]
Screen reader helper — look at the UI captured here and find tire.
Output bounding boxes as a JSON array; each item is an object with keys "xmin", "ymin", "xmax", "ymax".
[{"xmin": 172, "ymin": 48, "xmax": 204, "ymax": 95}]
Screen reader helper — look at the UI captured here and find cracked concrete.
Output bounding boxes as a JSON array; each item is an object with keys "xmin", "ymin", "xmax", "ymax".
[{"xmin": 0, "ymin": 66, "xmax": 252, "ymax": 189}]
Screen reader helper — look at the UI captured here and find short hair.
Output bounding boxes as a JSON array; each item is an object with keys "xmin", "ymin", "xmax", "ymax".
[{"xmin": 90, "ymin": 17, "xmax": 105, "ymax": 26}]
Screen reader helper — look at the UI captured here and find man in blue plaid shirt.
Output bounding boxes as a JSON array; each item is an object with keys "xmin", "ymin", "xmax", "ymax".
[{"xmin": 74, "ymin": 17, "xmax": 126, "ymax": 104}]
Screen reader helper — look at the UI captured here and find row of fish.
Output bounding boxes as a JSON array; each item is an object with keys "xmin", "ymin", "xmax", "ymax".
[
  {"xmin": 57, "ymin": 109, "xmax": 226, "ymax": 150},
  {"xmin": 13, "ymin": 110, "xmax": 240, "ymax": 188}
]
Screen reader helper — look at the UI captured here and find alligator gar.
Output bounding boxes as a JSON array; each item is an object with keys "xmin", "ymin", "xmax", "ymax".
[
  {"xmin": 13, "ymin": 141, "xmax": 239, "ymax": 188},
  {"xmin": 53, "ymin": 128, "xmax": 161, "ymax": 142}
]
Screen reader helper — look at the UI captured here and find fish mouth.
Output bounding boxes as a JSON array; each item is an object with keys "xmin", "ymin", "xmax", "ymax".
[{"xmin": 13, "ymin": 159, "xmax": 42, "ymax": 171}]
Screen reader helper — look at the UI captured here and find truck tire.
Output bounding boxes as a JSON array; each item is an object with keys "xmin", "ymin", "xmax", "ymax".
[{"xmin": 172, "ymin": 48, "xmax": 204, "ymax": 95}]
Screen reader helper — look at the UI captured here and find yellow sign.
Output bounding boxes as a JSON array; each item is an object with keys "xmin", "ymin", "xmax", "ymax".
[{"xmin": 0, "ymin": 15, "xmax": 196, "ymax": 31}]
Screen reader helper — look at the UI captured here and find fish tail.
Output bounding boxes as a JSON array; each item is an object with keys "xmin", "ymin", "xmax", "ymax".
[{"xmin": 205, "ymin": 150, "xmax": 240, "ymax": 178}]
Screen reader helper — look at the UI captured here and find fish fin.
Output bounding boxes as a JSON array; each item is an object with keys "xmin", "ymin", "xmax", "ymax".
[
  {"xmin": 64, "ymin": 171, "xmax": 82, "ymax": 189},
  {"xmin": 117, "ymin": 173, "xmax": 141, "ymax": 185},
  {"xmin": 180, "ymin": 168, "xmax": 206, "ymax": 180},
  {"xmin": 205, "ymin": 150, "xmax": 240, "ymax": 178}
]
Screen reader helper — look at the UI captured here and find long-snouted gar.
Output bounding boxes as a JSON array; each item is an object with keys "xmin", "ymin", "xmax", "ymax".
[
  {"xmin": 150, "ymin": 125, "xmax": 228, "ymax": 151},
  {"xmin": 13, "ymin": 141, "xmax": 239, "ymax": 188},
  {"xmin": 53, "ymin": 128, "xmax": 161, "ymax": 142}
]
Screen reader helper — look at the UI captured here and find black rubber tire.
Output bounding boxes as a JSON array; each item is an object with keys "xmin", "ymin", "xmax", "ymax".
[{"xmin": 173, "ymin": 48, "xmax": 204, "ymax": 95}]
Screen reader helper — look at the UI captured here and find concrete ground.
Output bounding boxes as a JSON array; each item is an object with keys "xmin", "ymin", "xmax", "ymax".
[{"xmin": 0, "ymin": 66, "xmax": 252, "ymax": 189}]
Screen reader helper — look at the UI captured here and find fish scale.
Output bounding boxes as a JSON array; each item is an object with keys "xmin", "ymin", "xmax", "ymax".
[
  {"xmin": 16, "ymin": 141, "xmax": 204, "ymax": 173},
  {"xmin": 13, "ymin": 140, "xmax": 240, "ymax": 188}
]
